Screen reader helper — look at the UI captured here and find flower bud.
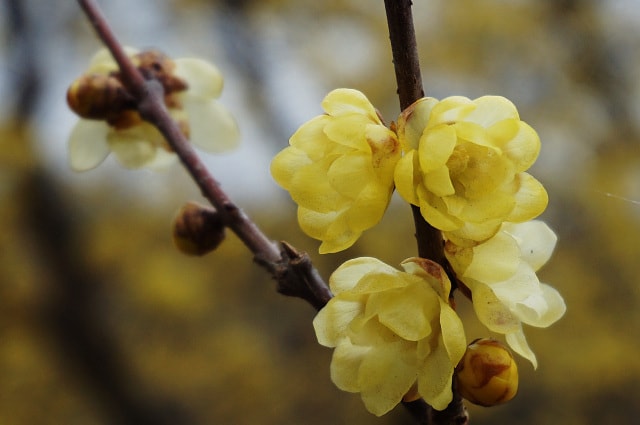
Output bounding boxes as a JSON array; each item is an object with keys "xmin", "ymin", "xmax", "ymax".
[
  {"xmin": 456, "ymin": 338, "xmax": 518, "ymax": 407},
  {"xmin": 172, "ymin": 202, "xmax": 225, "ymax": 256}
]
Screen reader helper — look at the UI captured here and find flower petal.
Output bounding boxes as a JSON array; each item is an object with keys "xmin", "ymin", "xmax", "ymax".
[
  {"xmin": 313, "ymin": 298, "xmax": 363, "ymax": 347},
  {"xmin": 472, "ymin": 282, "xmax": 521, "ymax": 334},
  {"xmin": 367, "ymin": 284, "xmax": 436, "ymax": 341},
  {"xmin": 464, "ymin": 96, "xmax": 519, "ymax": 127},
  {"xmin": 506, "ymin": 328, "xmax": 538, "ymax": 369},
  {"xmin": 322, "ymin": 88, "xmax": 378, "ymax": 121},
  {"xmin": 507, "ymin": 173, "xmax": 549, "ymax": 223},
  {"xmin": 417, "ymin": 334, "xmax": 455, "ymax": 410},
  {"xmin": 183, "ymin": 98, "xmax": 239, "ymax": 152},
  {"xmin": 68, "ymin": 120, "xmax": 111, "ymax": 171},
  {"xmin": 330, "ymin": 339, "xmax": 369, "ymax": 392},
  {"xmin": 174, "ymin": 57, "xmax": 223, "ymax": 99},
  {"xmin": 464, "ymin": 229, "xmax": 521, "ymax": 282},
  {"xmin": 358, "ymin": 342, "xmax": 417, "ymax": 416},
  {"xmin": 397, "ymin": 97, "xmax": 439, "ymax": 151},
  {"xmin": 503, "ymin": 221, "xmax": 557, "ymax": 271}
]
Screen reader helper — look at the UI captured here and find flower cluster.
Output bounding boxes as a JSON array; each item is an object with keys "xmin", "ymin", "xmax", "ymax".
[
  {"xmin": 313, "ymin": 257, "xmax": 466, "ymax": 416},
  {"xmin": 67, "ymin": 47, "xmax": 239, "ymax": 171},
  {"xmin": 271, "ymin": 89, "xmax": 400, "ymax": 253},
  {"xmin": 272, "ymin": 89, "xmax": 565, "ymax": 414}
]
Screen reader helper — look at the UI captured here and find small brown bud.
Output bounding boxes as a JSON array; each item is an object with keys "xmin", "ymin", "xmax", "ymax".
[
  {"xmin": 172, "ymin": 202, "xmax": 225, "ymax": 256},
  {"xmin": 456, "ymin": 338, "xmax": 518, "ymax": 407}
]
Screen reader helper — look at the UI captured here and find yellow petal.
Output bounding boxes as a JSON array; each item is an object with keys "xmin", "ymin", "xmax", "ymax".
[
  {"xmin": 503, "ymin": 221, "xmax": 557, "ymax": 271},
  {"xmin": 418, "ymin": 124, "xmax": 457, "ymax": 172},
  {"xmin": 270, "ymin": 146, "xmax": 311, "ymax": 189},
  {"xmin": 288, "ymin": 115, "xmax": 331, "ymax": 160},
  {"xmin": 107, "ymin": 123, "xmax": 166, "ymax": 168},
  {"xmin": 417, "ymin": 334, "xmax": 455, "ymax": 410},
  {"xmin": 322, "ymin": 88, "xmax": 378, "ymax": 122},
  {"xmin": 366, "ymin": 284, "xmax": 436, "ymax": 341},
  {"xmin": 464, "ymin": 96, "xmax": 519, "ymax": 127},
  {"xmin": 424, "ymin": 166, "xmax": 455, "ymax": 197},
  {"xmin": 428, "ymin": 96, "xmax": 475, "ymax": 126},
  {"xmin": 297, "ymin": 207, "xmax": 358, "ymax": 253},
  {"xmin": 535, "ymin": 283, "xmax": 566, "ymax": 327},
  {"xmin": 489, "ymin": 120, "xmax": 540, "ymax": 172},
  {"xmin": 358, "ymin": 342, "xmax": 417, "ymax": 416},
  {"xmin": 183, "ymin": 98, "xmax": 239, "ymax": 152},
  {"xmin": 417, "ymin": 188, "xmax": 462, "ymax": 231},
  {"xmin": 347, "ymin": 183, "xmax": 393, "ymax": 229},
  {"xmin": 394, "ymin": 150, "xmax": 420, "ymax": 205},
  {"xmin": 313, "ymin": 298, "xmax": 363, "ymax": 347},
  {"xmin": 68, "ymin": 120, "xmax": 111, "ymax": 171},
  {"xmin": 174, "ymin": 57, "xmax": 223, "ymax": 99},
  {"xmin": 330, "ymin": 339, "xmax": 369, "ymax": 392},
  {"xmin": 397, "ymin": 97, "xmax": 439, "ymax": 151},
  {"xmin": 506, "ymin": 328, "xmax": 538, "ymax": 369},
  {"xmin": 323, "ymin": 114, "xmax": 370, "ymax": 151},
  {"xmin": 329, "ymin": 257, "xmax": 395, "ymax": 294},
  {"xmin": 508, "ymin": 173, "xmax": 548, "ymax": 222},
  {"xmin": 464, "ymin": 229, "xmax": 520, "ymax": 282},
  {"xmin": 87, "ymin": 46, "xmax": 138, "ymax": 73},
  {"xmin": 472, "ymin": 283, "xmax": 521, "ymax": 334},
  {"xmin": 439, "ymin": 303, "xmax": 467, "ymax": 365},
  {"xmin": 327, "ymin": 153, "xmax": 374, "ymax": 199},
  {"xmin": 290, "ymin": 160, "xmax": 344, "ymax": 212}
]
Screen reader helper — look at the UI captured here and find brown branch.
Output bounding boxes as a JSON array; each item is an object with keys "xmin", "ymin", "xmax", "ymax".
[
  {"xmin": 384, "ymin": 1, "xmax": 468, "ymax": 424},
  {"xmin": 75, "ymin": 0, "xmax": 331, "ymax": 310},
  {"xmin": 383, "ymin": 0, "xmax": 444, "ymax": 266}
]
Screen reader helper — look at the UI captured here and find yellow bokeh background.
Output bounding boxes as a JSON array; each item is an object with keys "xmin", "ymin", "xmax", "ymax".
[{"xmin": 1, "ymin": 1, "xmax": 639, "ymax": 424}]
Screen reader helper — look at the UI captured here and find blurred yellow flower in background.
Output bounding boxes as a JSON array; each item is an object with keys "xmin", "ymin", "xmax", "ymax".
[
  {"xmin": 67, "ymin": 47, "xmax": 239, "ymax": 171},
  {"xmin": 313, "ymin": 257, "xmax": 466, "ymax": 415},
  {"xmin": 394, "ymin": 95, "xmax": 548, "ymax": 243},
  {"xmin": 445, "ymin": 220, "xmax": 566, "ymax": 367},
  {"xmin": 271, "ymin": 89, "xmax": 400, "ymax": 253}
]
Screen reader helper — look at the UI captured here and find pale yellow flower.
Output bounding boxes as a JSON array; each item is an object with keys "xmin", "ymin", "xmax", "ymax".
[
  {"xmin": 271, "ymin": 89, "xmax": 400, "ymax": 253},
  {"xmin": 394, "ymin": 96, "xmax": 548, "ymax": 242},
  {"xmin": 313, "ymin": 257, "xmax": 466, "ymax": 415},
  {"xmin": 445, "ymin": 220, "xmax": 565, "ymax": 367},
  {"xmin": 67, "ymin": 47, "xmax": 239, "ymax": 171}
]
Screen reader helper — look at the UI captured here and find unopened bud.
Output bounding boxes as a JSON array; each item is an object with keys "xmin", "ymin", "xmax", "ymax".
[
  {"xmin": 172, "ymin": 202, "xmax": 225, "ymax": 256},
  {"xmin": 456, "ymin": 338, "xmax": 518, "ymax": 407}
]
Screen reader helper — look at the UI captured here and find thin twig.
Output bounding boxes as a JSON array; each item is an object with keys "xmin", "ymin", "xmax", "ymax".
[
  {"xmin": 384, "ymin": 1, "xmax": 469, "ymax": 424},
  {"xmin": 75, "ymin": 0, "xmax": 331, "ymax": 309}
]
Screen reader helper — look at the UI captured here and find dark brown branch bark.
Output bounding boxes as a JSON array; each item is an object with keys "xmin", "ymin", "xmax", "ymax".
[
  {"xmin": 384, "ymin": 1, "xmax": 468, "ymax": 424},
  {"xmin": 383, "ymin": 0, "xmax": 445, "ymax": 266},
  {"xmin": 75, "ymin": 0, "xmax": 331, "ymax": 310}
]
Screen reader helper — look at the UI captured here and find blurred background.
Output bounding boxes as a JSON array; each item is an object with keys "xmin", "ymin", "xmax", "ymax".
[{"xmin": 1, "ymin": 0, "xmax": 639, "ymax": 423}]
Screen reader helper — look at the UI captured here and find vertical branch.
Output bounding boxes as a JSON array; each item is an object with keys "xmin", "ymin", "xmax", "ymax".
[
  {"xmin": 383, "ymin": 1, "xmax": 445, "ymax": 269},
  {"xmin": 384, "ymin": 1, "xmax": 469, "ymax": 424},
  {"xmin": 384, "ymin": 0, "xmax": 424, "ymax": 110}
]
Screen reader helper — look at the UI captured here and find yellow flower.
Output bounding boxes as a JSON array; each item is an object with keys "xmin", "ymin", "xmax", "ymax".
[
  {"xmin": 313, "ymin": 257, "xmax": 466, "ymax": 415},
  {"xmin": 271, "ymin": 89, "xmax": 400, "ymax": 253},
  {"xmin": 445, "ymin": 221, "xmax": 566, "ymax": 368},
  {"xmin": 67, "ymin": 47, "xmax": 239, "ymax": 171},
  {"xmin": 394, "ymin": 96, "xmax": 548, "ymax": 242}
]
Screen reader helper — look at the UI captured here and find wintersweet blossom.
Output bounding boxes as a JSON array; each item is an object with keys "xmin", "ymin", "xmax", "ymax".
[
  {"xmin": 313, "ymin": 257, "xmax": 466, "ymax": 415},
  {"xmin": 445, "ymin": 220, "xmax": 566, "ymax": 367},
  {"xmin": 67, "ymin": 47, "xmax": 239, "ymax": 171},
  {"xmin": 394, "ymin": 95, "xmax": 548, "ymax": 243},
  {"xmin": 270, "ymin": 89, "xmax": 400, "ymax": 253}
]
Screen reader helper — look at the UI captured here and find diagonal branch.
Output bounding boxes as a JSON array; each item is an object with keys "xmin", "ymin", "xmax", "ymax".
[{"xmin": 75, "ymin": 0, "xmax": 331, "ymax": 310}]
